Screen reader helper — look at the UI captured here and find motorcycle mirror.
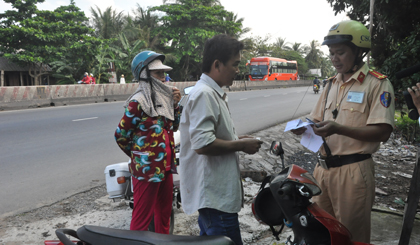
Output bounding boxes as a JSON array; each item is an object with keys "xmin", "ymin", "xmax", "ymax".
[
  {"xmin": 178, "ymin": 86, "xmax": 195, "ymax": 112},
  {"xmin": 270, "ymin": 141, "xmax": 284, "ymax": 156}
]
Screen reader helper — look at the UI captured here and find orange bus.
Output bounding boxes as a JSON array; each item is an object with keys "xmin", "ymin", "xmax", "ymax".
[{"xmin": 248, "ymin": 57, "xmax": 298, "ymax": 81}]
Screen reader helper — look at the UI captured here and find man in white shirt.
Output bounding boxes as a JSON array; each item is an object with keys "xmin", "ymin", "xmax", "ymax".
[{"xmin": 179, "ymin": 34, "xmax": 263, "ymax": 245}]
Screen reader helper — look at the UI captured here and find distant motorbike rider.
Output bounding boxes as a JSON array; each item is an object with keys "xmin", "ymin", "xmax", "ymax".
[
  {"xmin": 313, "ymin": 77, "xmax": 320, "ymax": 90},
  {"xmin": 89, "ymin": 73, "xmax": 96, "ymax": 84},
  {"xmin": 81, "ymin": 72, "xmax": 91, "ymax": 84}
]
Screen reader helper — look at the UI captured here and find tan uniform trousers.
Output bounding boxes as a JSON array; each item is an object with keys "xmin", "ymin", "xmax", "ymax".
[{"xmin": 312, "ymin": 158, "xmax": 375, "ymax": 243}]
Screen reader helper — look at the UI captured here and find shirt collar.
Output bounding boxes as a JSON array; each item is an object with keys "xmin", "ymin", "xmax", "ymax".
[
  {"xmin": 199, "ymin": 73, "xmax": 226, "ymax": 99},
  {"xmin": 334, "ymin": 63, "xmax": 369, "ymax": 84}
]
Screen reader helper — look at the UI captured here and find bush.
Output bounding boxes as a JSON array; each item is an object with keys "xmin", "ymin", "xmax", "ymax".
[{"xmin": 394, "ymin": 113, "xmax": 419, "ymax": 143}]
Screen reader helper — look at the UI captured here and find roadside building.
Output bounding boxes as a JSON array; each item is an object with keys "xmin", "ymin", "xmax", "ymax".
[{"xmin": 0, "ymin": 57, "xmax": 52, "ymax": 86}]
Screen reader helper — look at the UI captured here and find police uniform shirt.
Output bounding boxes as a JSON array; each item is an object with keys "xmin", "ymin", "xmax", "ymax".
[{"xmin": 310, "ymin": 63, "xmax": 395, "ymax": 156}]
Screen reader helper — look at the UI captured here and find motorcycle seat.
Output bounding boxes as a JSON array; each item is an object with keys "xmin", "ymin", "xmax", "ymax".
[{"xmin": 77, "ymin": 225, "xmax": 235, "ymax": 245}]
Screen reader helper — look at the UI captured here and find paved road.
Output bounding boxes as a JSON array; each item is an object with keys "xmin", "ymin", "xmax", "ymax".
[
  {"xmin": 228, "ymin": 86, "xmax": 320, "ymax": 135},
  {"xmin": 0, "ymin": 86, "xmax": 320, "ymax": 217}
]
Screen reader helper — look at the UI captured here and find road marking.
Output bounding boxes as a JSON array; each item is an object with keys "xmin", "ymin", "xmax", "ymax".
[
  {"xmin": 240, "ymin": 98, "xmax": 248, "ymax": 100},
  {"xmin": 73, "ymin": 117, "xmax": 98, "ymax": 122}
]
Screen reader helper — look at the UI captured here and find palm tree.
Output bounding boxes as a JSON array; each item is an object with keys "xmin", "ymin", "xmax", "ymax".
[
  {"xmin": 130, "ymin": 4, "xmax": 161, "ymax": 51},
  {"xmin": 132, "ymin": 4, "xmax": 159, "ymax": 30},
  {"xmin": 90, "ymin": 6, "xmax": 125, "ymax": 39},
  {"xmin": 291, "ymin": 42, "xmax": 309, "ymax": 56},
  {"xmin": 224, "ymin": 12, "xmax": 250, "ymax": 39},
  {"xmin": 320, "ymin": 55, "xmax": 335, "ymax": 78},
  {"xmin": 305, "ymin": 40, "xmax": 323, "ymax": 69},
  {"xmin": 273, "ymin": 37, "xmax": 291, "ymax": 51}
]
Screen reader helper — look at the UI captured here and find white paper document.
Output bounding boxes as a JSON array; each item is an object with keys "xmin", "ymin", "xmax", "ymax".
[{"xmin": 284, "ymin": 119, "xmax": 323, "ymax": 152}]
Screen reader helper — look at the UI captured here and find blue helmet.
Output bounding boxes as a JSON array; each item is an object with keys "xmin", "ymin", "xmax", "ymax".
[{"xmin": 131, "ymin": 51, "xmax": 165, "ymax": 81}]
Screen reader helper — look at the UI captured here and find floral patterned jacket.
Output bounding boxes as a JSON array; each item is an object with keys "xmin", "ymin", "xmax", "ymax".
[{"xmin": 115, "ymin": 100, "xmax": 180, "ymax": 182}]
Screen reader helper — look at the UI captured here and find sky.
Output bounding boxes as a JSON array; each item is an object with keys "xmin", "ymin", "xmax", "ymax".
[{"xmin": 0, "ymin": 0, "xmax": 349, "ymax": 54}]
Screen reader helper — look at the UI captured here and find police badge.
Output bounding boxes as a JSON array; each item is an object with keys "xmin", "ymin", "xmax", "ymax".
[{"xmin": 380, "ymin": 92, "xmax": 392, "ymax": 108}]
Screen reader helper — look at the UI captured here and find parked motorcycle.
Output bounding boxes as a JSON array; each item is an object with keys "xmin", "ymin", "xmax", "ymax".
[
  {"xmin": 252, "ymin": 141, "xmax": 372, "ymax": 245},
  {"xmin": 313, "ymin": 84, "xmax": 320, "ymax": 94}
]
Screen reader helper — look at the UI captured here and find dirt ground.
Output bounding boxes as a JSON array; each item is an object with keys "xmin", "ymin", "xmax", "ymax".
[
  {"xmin": 0, "ymin": 127, "xmax": 419, "ymax": 244},
  {"xmin": 371, "ymin": 135, "xmax": 418, "ymax": 212}
]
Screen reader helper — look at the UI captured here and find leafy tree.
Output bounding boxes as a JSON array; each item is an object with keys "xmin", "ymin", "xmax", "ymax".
[
  {"xmin": 244, "ymin": 35, "xmax": 272, "ymax": 57},
  {"xmin": 326, "ymin": 0, "xmax": 420, "ymax": 106},
  {"xmin": 49, "ymin": 60, "xmax": 79, "ymax": 84},
  {"xmin": 0, "ymin": 0, "xmax": 102, "ymax": 85},
  {"xmin": 150, "ymin": 0, "xmax": 242, "ymax": 80}
]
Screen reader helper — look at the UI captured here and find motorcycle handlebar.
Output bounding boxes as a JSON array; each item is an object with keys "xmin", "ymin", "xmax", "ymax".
[{"xmin": 277, "ymin": 183, "xmax": 293, "ymax": 196}]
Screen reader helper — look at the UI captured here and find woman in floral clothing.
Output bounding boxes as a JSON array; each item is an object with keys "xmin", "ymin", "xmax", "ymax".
[{"xmin": 115, "ymin": 51, "xmax": 181, "ymax": 234}]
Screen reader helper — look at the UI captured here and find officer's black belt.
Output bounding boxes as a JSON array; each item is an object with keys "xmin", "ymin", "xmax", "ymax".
[{"xmin": 321, "ymin": 154, "xmax": 372, "ymax": 168}]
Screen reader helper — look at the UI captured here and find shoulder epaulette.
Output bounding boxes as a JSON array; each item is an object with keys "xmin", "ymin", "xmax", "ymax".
[
  {"xmin": 327, "ymin": 74, "xmax": 337, "ymax": 82},
  {"xmin": 369, "ymin": 70, "xmax": 388, "ymax": 80}
]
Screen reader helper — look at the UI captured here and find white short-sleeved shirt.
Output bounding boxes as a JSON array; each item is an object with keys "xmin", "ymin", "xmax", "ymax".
[{"xmin": 179, "ymin": 73, "xmax": 242, "ymax": 215}]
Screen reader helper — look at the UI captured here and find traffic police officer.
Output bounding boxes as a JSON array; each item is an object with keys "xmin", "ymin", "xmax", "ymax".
[{"xmin": 292, "ymin": 20, "xmax": 395, "ymax": 243}]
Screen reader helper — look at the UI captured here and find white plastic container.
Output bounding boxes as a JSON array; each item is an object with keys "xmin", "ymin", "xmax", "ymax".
[{"xmin": 104, "ymin": 161, "xmax": 131, "ymax": 198}]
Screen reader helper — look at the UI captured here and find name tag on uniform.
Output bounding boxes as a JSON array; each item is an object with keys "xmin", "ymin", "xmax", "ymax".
[{"xmin": 347, "ymin": 91, "xmax": 364, "ymax": 103}]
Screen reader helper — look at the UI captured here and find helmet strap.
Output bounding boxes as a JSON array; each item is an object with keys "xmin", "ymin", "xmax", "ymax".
[
  {"xmin": 146, "ymin": 67, "xmax": 152, "ymax": 82},
  {"xmin": 138, "ymin": 66, "xmax": 153, "ymax": 82},
  {"xmin": 345, "ymin": 48, "xmax": 368, "ymax": 74}
]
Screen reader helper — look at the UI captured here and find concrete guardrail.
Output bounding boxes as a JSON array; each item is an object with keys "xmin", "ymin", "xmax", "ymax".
[{"xmin": 0, "ymin": 80, "xmax": 312, "ymax": 111}]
